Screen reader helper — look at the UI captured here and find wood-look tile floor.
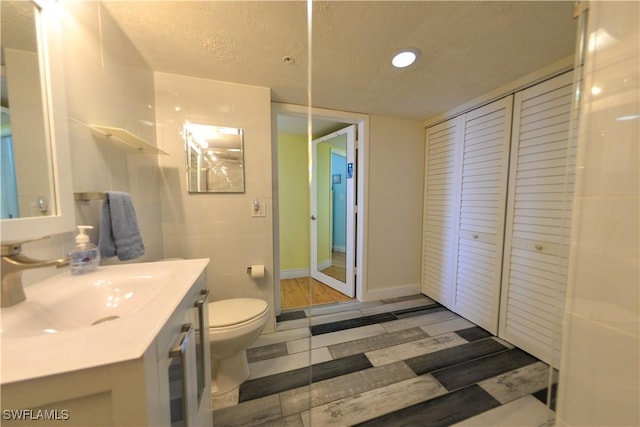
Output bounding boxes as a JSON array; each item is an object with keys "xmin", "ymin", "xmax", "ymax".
[
  {"xmin": 280, "ymin": 277, "xmax": 354, "ymax": 310},
  {"xmin": 211, "ymin": 295, "xmax": 557, "ymax": 426},
  {"xmin": 320, "ymin": 251, "xmax": 346, "ymax": 282}
]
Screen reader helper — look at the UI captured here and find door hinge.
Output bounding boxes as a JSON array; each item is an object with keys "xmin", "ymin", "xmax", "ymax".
[
  {"xmin": 354, "ymin": 205, "xmax": 358, "ymax": 214},
  {"xmin": 353, "ymin": 267, "xmax": 357, "ymax": 276},
  {"xmin": 355, "ymin": 139, "xmax": 360, "ymax": 150}
]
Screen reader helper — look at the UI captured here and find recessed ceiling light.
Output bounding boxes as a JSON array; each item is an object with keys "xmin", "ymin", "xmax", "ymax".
[{"xmin": 392, "ymin": 48, "xmax": 420, "ymax": 68}]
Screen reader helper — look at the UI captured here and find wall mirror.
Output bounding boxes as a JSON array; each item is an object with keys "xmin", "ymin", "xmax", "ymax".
[
  {"xmin": 1, "ymin": 0, "xmax": 53, "ymax": 219},
  {"xmin": 0, "ymin": 0, "xmax": 75, "ymax": 242},
  {"xmin": 183, "ymin": 122, "xmax": 245, "ymax": 193}
]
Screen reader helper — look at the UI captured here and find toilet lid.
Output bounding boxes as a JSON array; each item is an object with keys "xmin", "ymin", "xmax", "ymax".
[{"xmin": 209, "ymin": 298, "xmax": 268, "ymax": 327}]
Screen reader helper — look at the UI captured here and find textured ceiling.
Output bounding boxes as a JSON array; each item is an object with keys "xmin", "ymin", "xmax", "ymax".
[{"xmin": 102, "ymin": 1, "xmax": 578, "ymax": 122}]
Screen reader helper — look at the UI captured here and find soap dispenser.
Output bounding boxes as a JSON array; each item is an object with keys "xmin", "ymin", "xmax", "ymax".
[{"xmin": 69, "ymin": 225, "xmax": 100, "ymax": 275}]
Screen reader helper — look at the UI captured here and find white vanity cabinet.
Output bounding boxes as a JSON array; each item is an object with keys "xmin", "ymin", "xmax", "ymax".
[
  {"xmin": 0, "ymin": 262, "xmax": 212, "ymax": 427},
  {"xmin": 155, "ymin": 275, "xmax": 212, "ymax": 427}
]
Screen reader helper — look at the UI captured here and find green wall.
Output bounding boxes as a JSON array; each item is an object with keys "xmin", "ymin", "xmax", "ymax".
[{"xmin": 278, "ymin": 134, "xmax": 309, "ymax": 270}]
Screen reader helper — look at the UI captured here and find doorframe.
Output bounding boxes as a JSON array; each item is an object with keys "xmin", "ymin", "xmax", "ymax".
[{"xmin": 271, "ymin": 102, "xmax": 369, "ymax": 316}]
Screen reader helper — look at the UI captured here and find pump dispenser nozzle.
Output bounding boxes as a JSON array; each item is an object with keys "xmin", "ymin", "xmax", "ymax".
[{"xmin": 75, "ymin": 225, "xmax": 93, "ymax": 244}]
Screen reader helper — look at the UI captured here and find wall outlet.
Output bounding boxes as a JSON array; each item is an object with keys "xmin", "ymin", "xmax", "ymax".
[{"xmin": 251, "ymin": 201, "xmax": 266, "ymax": 217}]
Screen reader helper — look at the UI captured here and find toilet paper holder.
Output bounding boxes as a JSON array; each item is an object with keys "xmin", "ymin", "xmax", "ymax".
[{"xmin": 246, "ymin": 265, "xmax": 266, "ymax": 279}]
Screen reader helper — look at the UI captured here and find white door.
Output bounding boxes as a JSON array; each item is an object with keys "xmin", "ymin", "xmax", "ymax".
[
  {"xmin": 452, "ymin": 95, "xmax": 513, "ymax": 335},
  {"xmin": 311, "ymin": 125, "xmax": 356, "ymax": 297},
  {"xmin": 499, "ymin": 71, "xmax": 576, "ymax": 368},
  {"xmin": 421, "ymin": 116, "xmax": 464, "ymax": 309}
]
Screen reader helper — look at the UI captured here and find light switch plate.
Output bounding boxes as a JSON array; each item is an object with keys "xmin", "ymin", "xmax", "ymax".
[{"xmin": 251, "ymin": 201, "xmax": 266, "ymax": 217}]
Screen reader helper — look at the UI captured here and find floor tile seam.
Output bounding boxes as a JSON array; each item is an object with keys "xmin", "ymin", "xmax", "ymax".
[
  {"xmin": 280, "ymin": 320, "xmax": 419, "ymax": 352},
  {"xmin": 429, "ymin": 352, "xmax": 540, "ymax": 394},
  {"xmin": 425, "ymin": 343, "xmax": 512, "ymax": 378},
  {"xmin": 246, "ymin": 349, "xmax": 401, "ymax": 395},
  {"xmin": 310, "ymin": 316, "xmax": 399, "ymax": 336},
  {"xmin": 398, "ymin": 337, "xmax": 511, "ymax": 375},
  {"xmin": 380, "ymin": 312, "xmax": 468, "ymax": 333},
  {"xmin": 276, "ymin": 307, "xmax": 307, "ymax": 317},
  {"xmin": 285, "ymin": 323, "xmax": 406, "ymax": 356},
  {"xmin": 358, "ymin": 382, "xmax": 501, "ymax": 426},
  {"xmin": 275, "ymin": 319, "xmax": 312, "ymax": 330},
  {"xmin": 476, "ymin": 363, "xmax": 556, "ymax": 404},
  {"xmin": 330, "ymin": 323, "xmax": 430, "ymax": 346},
  {"xmin": 357, "ymin": 303, "xmax": 440, "ymax": 318},
  {"xmin": 293, "ymin": 370, "xmax": 447, "ymax": 424},
  {"xmin": 243, "ymin": 351, "xmax": 404, "ymax": 405},
  {"xmin": 270, "ymin": 361, "xmax": 419, "ymax": 418},
  {"xmin": 390, "ymin": 304, "xmax": 444, "ymax": 317},
  {"xmin": 341, "ymin": 373, "xmax": 453, "ymax": 425},
  {"xmin": 310, "ymin": 308, "xmax": 462, "ymax": 336},
  {"xmin": 380, "ymin": 294, "xmax": 433, "ymax": 304},
  {"xmin": 247, "ymin": 351, "xmax": 372, "ymax": 389},
  {"xmin": 326, "ymin": 328, "xmax": 432, "ymax": 356},
  {"xmin": 481, "ymin": 385, "xmax": 553, "ymax": 411}
]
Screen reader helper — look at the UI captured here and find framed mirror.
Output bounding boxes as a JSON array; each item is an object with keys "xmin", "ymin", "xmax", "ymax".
[
  {"xmin": 183, "ymin": 122, "xmax": 245, "ymax": 193},
  {"xmin": 1, "ymin": 0, "xmax": 53, "ymax": 219},
  {"xmin": 0, "ymin": 0, "xmax": 76, "ymax": 242}
]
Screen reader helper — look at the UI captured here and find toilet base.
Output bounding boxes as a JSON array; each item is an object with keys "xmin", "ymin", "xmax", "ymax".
[{"xmin": 212, "ymin": 351, "xmax": 250, "ymax": 395}]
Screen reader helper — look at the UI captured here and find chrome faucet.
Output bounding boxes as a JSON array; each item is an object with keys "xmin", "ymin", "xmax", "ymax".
[{"xmin": 1, "ymin": 238, "xmax": 70, "ymax": 308}]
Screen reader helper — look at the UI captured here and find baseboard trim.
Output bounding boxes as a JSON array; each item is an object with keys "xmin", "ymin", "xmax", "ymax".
[
  {"xmin": 318, "ymin": 259, "xmax": 331, "ymax": 271},
  {"xmin": 362, "ymin": 283, "xmax": 421, "ymax": 302},
  {"xmin": 280, "ymin": 268, "xmax": 310, "ymax": 279}
]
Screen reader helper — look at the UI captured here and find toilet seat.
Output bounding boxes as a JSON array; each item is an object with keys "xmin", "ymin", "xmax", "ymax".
[{"xmin": 209, "ymin": 298, "xmax": 268, "ymax": 328}]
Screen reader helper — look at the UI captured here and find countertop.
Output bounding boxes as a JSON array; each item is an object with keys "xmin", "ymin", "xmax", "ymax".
[{"xmin": 0, "ymin": 258, "xmax": 209, "ymax": 385}]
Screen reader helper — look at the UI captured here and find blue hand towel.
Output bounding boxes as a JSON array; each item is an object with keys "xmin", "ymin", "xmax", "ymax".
[{"xmin": 98, "ymin": 191, "xmax": 145, "ymax": 261}]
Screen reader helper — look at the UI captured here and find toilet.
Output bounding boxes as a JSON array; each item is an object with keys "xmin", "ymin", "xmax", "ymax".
[{"xmin": 208, "ymin": 298, "xmax": 268, "ymax": 394}]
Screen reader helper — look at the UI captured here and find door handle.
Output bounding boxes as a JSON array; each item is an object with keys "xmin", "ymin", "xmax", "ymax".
[{"xmin": 311, "ymin": 215, "xmax": 316, "ymax": 220}]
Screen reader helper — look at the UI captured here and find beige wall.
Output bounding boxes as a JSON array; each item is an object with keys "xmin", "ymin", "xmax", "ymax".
[
  {"xmin": 154, "ymin": 72, "xmax": 276, "ymax": 332},
  {"xmin": 365, "ymin": 115, "xmax": 425, "ymax": 300},
  {"xmin": 557, "ymin": 1, "xmax": 639, "ymax": 425}
]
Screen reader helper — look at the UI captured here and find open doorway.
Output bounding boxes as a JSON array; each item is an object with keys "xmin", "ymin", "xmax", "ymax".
[{"xmin": 272, "ymin": 103, "xmax": 368, "ymax": 315}]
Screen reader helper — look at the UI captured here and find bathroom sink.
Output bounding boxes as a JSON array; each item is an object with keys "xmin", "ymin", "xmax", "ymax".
[
  {"xmin": 0, "ymin": 258, "xmax": 209, "ymax": 386},
  {"xmin": 0, "ymin": 265, "xmax": 173, "ymax": 338}
]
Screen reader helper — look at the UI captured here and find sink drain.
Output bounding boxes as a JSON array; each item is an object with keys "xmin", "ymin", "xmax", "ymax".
[{"xmin": 91, "ymin": 315, "xmax": 120, "ymax": 325}]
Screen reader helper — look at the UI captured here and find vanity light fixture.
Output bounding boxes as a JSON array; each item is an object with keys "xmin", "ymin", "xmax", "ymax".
[{"xmin": 392, "ymin": 48, "xmax": 420, "ymax": 68}]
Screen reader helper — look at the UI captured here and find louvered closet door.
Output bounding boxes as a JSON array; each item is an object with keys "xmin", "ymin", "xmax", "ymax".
[
  {"xmin": 421, "ymin": 116, "xmax": 463, "ymax": 309},
  {"xmin": 499, "ymin": 71, "xmax": 576, "ymax": 368},
  {"xmin": 452, "ymin": 96, "xmax": 513, "ymax": 334}
]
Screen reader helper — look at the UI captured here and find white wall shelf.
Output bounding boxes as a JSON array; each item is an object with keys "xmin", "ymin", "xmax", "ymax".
[{"xmin": 90, "ymin": 124, "xmax": 169, "ymax": 155}]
